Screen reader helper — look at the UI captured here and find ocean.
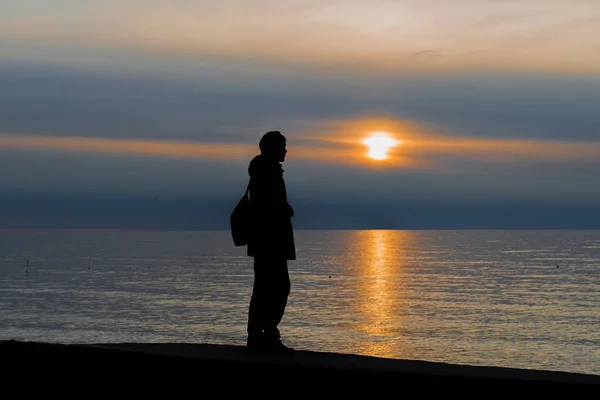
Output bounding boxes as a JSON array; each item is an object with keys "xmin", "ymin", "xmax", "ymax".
[{"xmin": 1, "ymin": 230, "xmax": 598, "ymax": 375}]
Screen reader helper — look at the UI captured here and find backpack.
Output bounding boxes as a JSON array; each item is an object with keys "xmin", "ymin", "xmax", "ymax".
[{"xmin": 230, "ymin": 181, "xmax": 251, "ymax": 246}]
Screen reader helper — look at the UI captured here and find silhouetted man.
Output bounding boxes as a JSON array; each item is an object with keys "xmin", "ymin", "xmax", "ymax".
[{"xmin": 246, "ymin": 131, "xmax": 296, "ymax": 355}]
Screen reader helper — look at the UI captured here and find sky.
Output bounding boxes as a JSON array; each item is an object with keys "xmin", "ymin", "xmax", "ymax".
[{"xmin": 1, "ymin": 0, "xmax": 599, "ymax": 229}]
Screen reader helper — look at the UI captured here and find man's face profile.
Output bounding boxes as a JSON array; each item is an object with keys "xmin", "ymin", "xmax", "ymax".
[
  {"xmin": 264, "ymin": 139, "xmax": 287, "ymax": 162},
  {"xmin": 276, "ymin": 140, "xmax": 287, "ymax": 162}
]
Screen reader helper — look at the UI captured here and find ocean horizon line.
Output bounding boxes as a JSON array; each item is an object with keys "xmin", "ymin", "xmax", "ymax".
[{"xmin": 1, "ymin": 228, "xmax": 599, "ymax": 232}]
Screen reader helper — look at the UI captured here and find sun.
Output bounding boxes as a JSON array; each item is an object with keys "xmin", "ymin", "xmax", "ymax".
[{"xmin": 362, "ymin": 132, "xmax": 400, "ymax": 160}]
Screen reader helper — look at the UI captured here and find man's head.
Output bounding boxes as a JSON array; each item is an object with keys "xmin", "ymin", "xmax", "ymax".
[{"xmin": 259, "ymin": 131, "xmax": 287, "ymax": 162}]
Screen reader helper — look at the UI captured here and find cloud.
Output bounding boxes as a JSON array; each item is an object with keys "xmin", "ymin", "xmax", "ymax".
[
  {"xmin": 3, "ymin": 116, "xmax": 600, "ymax": 170},
  {"xmin": 1, "ymin": 0, "xmax": 599, "ymax": 74},
  {"xmin": 3, "ymin": 65, "xmax": 599, "ymax": 150},
  {"xmin": 0, "ymin": 134, "xmax": 253, "ymax": 160}
]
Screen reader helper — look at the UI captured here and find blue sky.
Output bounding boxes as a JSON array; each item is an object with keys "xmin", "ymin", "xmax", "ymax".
[{"xmin": 1, "ymin": 1, "xmax": 599, "ymax": 229}]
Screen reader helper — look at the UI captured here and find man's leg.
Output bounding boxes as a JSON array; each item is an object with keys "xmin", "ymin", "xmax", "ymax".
[
  {"xmin": 264, "ymin": 259, "xmax": 290, "ymax": 337},
  {"xmin": 247, "ymin": 258, "xmax": 268, "ymax": 348},
  {"xmin": 262, "ymin": 259, "xmax": 293, "ymax": 354}
]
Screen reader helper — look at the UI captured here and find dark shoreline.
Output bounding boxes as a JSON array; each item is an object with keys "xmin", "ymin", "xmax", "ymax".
[{"xmin": 2, "ymin": 340, "xmax": 598, "ymax": 391}]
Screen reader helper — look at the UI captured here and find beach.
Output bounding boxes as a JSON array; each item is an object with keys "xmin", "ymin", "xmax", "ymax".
[{"xmin": 3, "ymin": 339, "xmax": 599, "ymax": 393}]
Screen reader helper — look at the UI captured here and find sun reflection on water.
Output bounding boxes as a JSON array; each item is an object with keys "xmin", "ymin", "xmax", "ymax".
[{"xmin": 352, "ymin": 230, "xmax": 413, "ymax": 359}]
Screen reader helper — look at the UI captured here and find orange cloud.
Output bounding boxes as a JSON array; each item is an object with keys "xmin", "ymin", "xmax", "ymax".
[
  {"xmin": 0, "ymin": 135, "xmax": 254, "ymax": 160},
  {"xmin": 0, "ymin": 133, "xmax": 380, "ymax": 167},
  {"xmin": 2, "ymin": 122, "xmax": 600, "ymax": 171},
  {"xmin": 298, "ymin": 116, "xmax": 600, "ymax": 169}
]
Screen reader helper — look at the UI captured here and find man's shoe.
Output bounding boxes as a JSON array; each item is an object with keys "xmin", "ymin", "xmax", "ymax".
[
  {"xmin": 265, "ymin": 339, "xmax": 295, "ymax": 356},
  {"xmin": 246, "ymin": 337, "xmax": 294, "ymax": 356},
  {"xmin": 246, "ymin": 333, "xmax": 266, "ymax": 354}
]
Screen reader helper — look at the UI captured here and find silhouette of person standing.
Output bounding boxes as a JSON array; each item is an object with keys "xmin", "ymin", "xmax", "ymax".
[{"xmin": 246, "ymin": 131, "xmax": 296, "ymax": 355}]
